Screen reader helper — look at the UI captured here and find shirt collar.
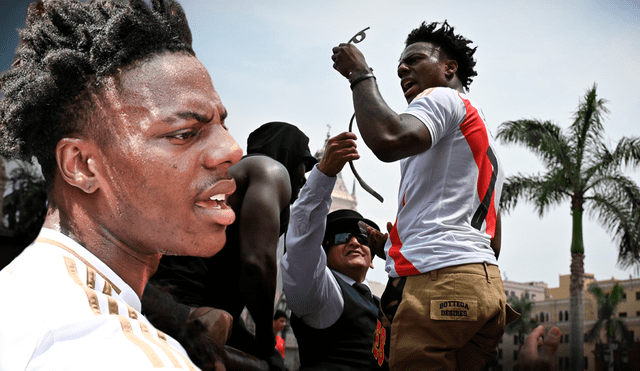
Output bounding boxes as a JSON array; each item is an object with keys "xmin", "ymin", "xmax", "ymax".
[
  {"xmin": 332, "ymin": 269, "xmax": 370, "ymax": 288},
  {"xmin": 37, "ymin": 228, "xmax": 141, "ymax": 311}
]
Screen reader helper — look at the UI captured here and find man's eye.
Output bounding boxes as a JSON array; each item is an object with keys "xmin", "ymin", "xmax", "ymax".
[{"xmin": 168, "ymin": 130, "xmax": 198, "ymax": 141}]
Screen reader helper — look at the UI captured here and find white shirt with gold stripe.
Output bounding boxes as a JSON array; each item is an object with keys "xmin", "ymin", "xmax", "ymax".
[{"xmin": 0, "ymin": 228, "xmax": 200, "ymax": 370}]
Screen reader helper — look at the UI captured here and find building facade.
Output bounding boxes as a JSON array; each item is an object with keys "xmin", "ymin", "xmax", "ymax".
[{"xmin": 495, "ymin": 275, "xmax": 640, "ymax": 371}]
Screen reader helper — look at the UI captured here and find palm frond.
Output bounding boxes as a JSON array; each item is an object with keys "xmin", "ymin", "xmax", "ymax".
[
  {"xmin": 586, "ymin": 137, "xmax": 640, "ymax": 184},
  {"xmin": 496, "ymin": 119, "xmax": 575, "ymax": 173},
  {"xmin": 586, "ymin": 179, "xmax": 640, "ymax": 270},
  {"xmin": 500, "ymin": 171, "xmax": 571, "ymax": 217},
  {"xmin": 570, "ymin": 84, "xmax": 609, "ymax": 169}
]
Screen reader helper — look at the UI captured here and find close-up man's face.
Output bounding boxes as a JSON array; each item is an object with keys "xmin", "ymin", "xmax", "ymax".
[
  {"xmin": 398, "ymin": 41, "xmax": 450, "ymax": 103},
  {"xmin": 326, "ymin": 231, "xmax": 374, "ymax": 274},
  {"xmin": 91, "ymin": 52, "xmax": 242, "ymax": 258}
]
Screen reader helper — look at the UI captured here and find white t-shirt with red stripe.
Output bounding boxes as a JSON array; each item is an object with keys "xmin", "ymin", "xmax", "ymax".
[
  {"xmin": 0, "ymin": 228, "xmax": 200, "ymax": 370},
  {"xmin": 384, "ymin": 87, "xmax": 503, "ymax": 278}
]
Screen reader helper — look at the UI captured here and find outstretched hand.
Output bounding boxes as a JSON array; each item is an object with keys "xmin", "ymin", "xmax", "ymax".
[
  {"xmin": 317, "ymin": 132, "xmax": 360, "ymax": 177},
  {"xmin": 514, "ymin": 325, "xmax": 561, "ymax": 371}
]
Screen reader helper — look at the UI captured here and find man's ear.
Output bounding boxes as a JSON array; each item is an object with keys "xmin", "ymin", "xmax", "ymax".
[
  {"xmin": 444, "ymin": 59, "xmax": 458, "ymax": 79},
  {"xmin": 56, "ymin": 138, "xmax": 100, "ymax": 194}
]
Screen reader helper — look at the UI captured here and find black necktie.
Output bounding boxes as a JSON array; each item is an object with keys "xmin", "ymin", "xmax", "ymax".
[{"xmin": 353, "ymin": 282, "xmax": 375, "ymax": 304}]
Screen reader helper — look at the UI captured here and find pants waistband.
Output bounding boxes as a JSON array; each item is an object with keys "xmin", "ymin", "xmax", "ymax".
[{"xmin": 428, "ymin": 263, "xmax": 500, "ymax": 283}]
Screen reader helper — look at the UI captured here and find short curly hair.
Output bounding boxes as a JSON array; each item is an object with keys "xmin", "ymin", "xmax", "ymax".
[
  {"xmin": 0, "ymin": 0, "xmax": 194, "ymax": 183},
  {"xmin": 405, "ymin": 20, "xmax": 477, "ymax": 91}
]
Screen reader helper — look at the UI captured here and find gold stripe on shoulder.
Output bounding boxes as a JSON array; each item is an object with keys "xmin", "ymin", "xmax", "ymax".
[
  {"xmin": 415, "ymin": 87, "xmax": 436, "ymax": 99},
  {"xmin": 158, "ymin": 331, "xmax": 198, "ymax": 371},
  {"xmin": 117, "ymin": 315, "xmax": 165, "ymax": 368},
  {"xmin": 128, "ymin": 306, "xmax": 139, "ymax": 320},
  {"xmin": 107, "ymin": 296, "xmax": 120, "ymax": 315},
  {"xmin": 102, "ymin": 281, "xmax": 113, "ymax": 296},
  {"xmin": 139, "ymin": 322, "xmax": 182, "ymax": 368},
  {"xmin": 37, "ymin": 237, "xmax": 121, "ymax": 294},
  {"xmin": 86, "ymin": 267, "xmax": 96, "ymax": 290},
  {"xmin": 64, "ymin": 256, "xmax": 102, "ymax": 316}
]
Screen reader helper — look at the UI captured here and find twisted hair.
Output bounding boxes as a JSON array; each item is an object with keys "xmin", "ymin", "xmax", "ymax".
[
  {"xmin": 405, "ymin": 20, "xmax": 477, "ymax": 91},
  {"xmin": 0, "ymin": 0, "xmax": 194, "ymax": 183}
]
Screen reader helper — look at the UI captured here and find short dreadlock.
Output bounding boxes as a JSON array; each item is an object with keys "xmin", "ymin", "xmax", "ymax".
[
  {"xmin": 405, "ymin": 20, "xmax": 477, "ymax": 91},
  {"xmin": 0, "ymin": 0, "xmax": 194, "ymax": 184}
]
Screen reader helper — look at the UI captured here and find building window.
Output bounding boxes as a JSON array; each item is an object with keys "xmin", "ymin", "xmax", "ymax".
[
  {"xmin": 565, "ymin": 310, "xmax": 569, "ymax": 321},
  {"xmin": 584, "ymin": 356, "xmax": 588, "ymax": 370},
  {"xmin": 514, "ymin": 335, "xmax": 519, "ymax": 345},
  {"xmin": 539, "ymin": 312, "xmax": 545, "ymax": 323},
  {"xmin": 559, "ymin": 358, "xmax": 563, "ymax": 369},
  {"xmin": 620, "ymin": 312, "xmax": 627, "ymax": 318},
  {"xmin": 622, "ymin": 292, "xmax": 627, "ymax": 301},
  {"xmin": 546, "ymin": 313, "xmax": 549, "ymax": 322},
  {"xmin": 565, "ymin": 357, "xmax": 570, "ymax": 370},
  {"xmin": 513, "ymin": 350, "xmax": 518, "ymax": 361},
  {"xmin": 564, "ymin": 334, "xmax": 569, "ymax": 344},
  {"xmin": 559, "ymin": 310, "xmax": 563, "ymax": 321},
  {"xmin": 511, "ymin": 291, "xmax": 516, "ymax": 298},
  {"xmin": 559, "ymin": 334, "xmax": 563, "ymax": 344},
  {"xmin": 636, "ymin": 311, "xmax": 640, "ymax": 317},
  {"xmin": 532, "ymin": 294, "xmax": 536, "ymax": 300},
  {"xmin": 636, "ymin": 291, "xmax": 640, "ymax": 300}
]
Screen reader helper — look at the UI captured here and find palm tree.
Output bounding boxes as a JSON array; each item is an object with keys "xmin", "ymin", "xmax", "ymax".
[
  {"xmin": 496, "ymin": 84, "xmax": 640, "ymax": 371},
  {"xmin": 586, "ymin": 283, "xmax": 632, "ymax": 371}
]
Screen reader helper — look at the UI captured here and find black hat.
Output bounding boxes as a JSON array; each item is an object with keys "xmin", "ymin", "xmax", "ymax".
[
  {"xmin": 247, "ymin": 122, "xmax": 317, "ymax": 174},
  {"xmin": 324, "ymin": 209, "xmax": 379, "ymax": 247}
]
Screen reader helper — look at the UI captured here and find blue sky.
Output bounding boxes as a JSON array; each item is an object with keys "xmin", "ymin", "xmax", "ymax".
[{"xmin": 2, "ymin": 0, "xmax": 640, "ymax": 287}]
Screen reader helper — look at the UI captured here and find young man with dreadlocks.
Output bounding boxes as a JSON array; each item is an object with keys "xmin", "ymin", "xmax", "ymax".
[
  {"xmin": 332, "ymin": 21, "xmax": 512, "ymax": 370},
  {"xmin": 0, "ymin": 1, "xmax": 252, "ymax": 370}
]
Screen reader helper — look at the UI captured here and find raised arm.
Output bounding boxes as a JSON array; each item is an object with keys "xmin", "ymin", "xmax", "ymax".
[
  {"xmin": 232, "ymin": 156, "xmax": 291, "ymax": 358},
  {"xmin": 281, "ymin": 132, "xmax": 360, "ymax": 328},
  {"xmin": 331, "ymin": 43, "xmax": 431, "ymax": 162}
]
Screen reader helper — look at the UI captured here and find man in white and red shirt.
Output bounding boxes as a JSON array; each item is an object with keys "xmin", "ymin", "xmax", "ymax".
[{"xmin": 332, "ymin": 21, "xmax": 511, "ymax": 371}]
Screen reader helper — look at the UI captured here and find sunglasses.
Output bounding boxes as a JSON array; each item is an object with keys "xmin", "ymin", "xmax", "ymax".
[{"xmin": 329, "ymin": 232, "xmax": 368, "ymax": 246}]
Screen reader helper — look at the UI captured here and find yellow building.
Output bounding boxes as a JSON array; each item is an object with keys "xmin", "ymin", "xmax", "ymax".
[{"xmin": 497, "ymin": 274, "xmax": 640, "ymax": 371}]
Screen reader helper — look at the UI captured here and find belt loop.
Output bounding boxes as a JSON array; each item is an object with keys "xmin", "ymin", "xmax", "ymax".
[
  {"xmin": 430, "ymin": 269, "xmax": 437, "ymax": 281},
  {"xmin": 483, "ymin": 262, "xmax": 491, "ymax": 284}
]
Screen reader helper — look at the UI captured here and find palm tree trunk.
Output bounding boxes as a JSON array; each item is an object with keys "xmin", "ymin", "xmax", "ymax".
[
  {"xmin": 570, "ymin": 253, "xmax": 584, "ymax": 371},
  {"xmin": 570, "ymin": 206, "xmax": 585, "ymax": 371}
]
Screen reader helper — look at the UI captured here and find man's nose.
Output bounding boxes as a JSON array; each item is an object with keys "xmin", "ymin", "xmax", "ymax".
[{"xmin": 202, "ymin": 125, "xmax": 243, "ymax": 169}]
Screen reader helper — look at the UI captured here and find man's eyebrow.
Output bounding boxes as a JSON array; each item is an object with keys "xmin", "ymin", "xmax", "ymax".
[{"xmin": 174, "ymin": 111, "xmax": 214, "ymax": 123}]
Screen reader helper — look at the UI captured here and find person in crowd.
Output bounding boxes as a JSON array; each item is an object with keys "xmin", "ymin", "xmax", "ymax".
[
  {"xmin": 331, "ymin": 20, "xmax": 511, "ymax": 370},
  {"xmin": 273, "ymin": 310, "xmax": 288, "ymax": 359},
  {"xmin": 281, "ymin": 131, "xmax": 389, "ymax": 370}
]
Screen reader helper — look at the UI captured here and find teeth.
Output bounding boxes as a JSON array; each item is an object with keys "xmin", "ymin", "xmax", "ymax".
[{"xmin": 210, "ymin": 194, "xmax": 225, "ymax": 202}]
